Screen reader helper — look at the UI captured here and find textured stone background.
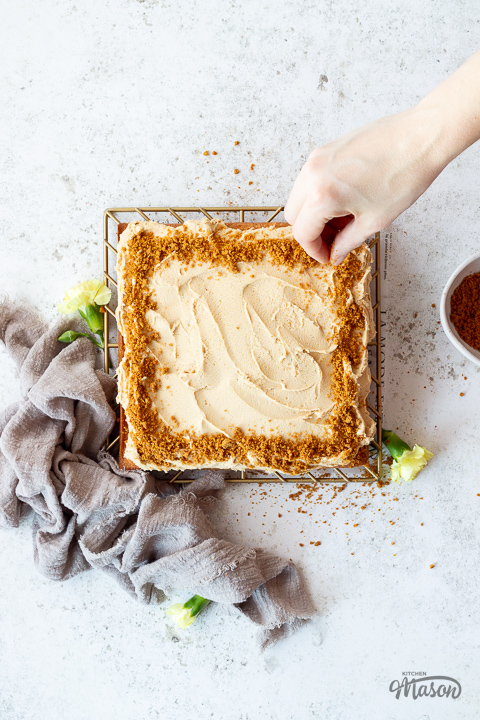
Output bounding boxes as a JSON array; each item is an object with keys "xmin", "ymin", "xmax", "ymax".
[{"xmin": 1, "ymin": 1, "xmax": 480, "ymax": 719}]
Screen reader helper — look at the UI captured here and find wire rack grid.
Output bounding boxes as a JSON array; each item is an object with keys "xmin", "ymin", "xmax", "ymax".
[{"xmin": 102, "ymin": 206, "xmax": 382, "ymax": 484}]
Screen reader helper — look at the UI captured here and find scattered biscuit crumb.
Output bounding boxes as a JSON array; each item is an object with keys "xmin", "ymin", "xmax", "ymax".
[
  {"xmin": 203, "ymin": 151, "xmax": 209, "ymax": 156},
  {"xmin": 234, "ymin": 140, "xmax": 240, "ymax": 145},
  {"xmin": 431, "ymin": 303, "xmax": 436, "ymax": 308},
  {"xmin": 299, "ymin": 543, "xmax": 304, "ymax": 547},
  {"xmin": 248, "ymin": 181, "xmax": 253, "ymax": 185},
  {"xmin": 234, "ymin": 168, "xmax": 239, "ymax": 174},
  {"xmin": 429, "ymin": 564, "xmax": 435, "ymax": 569},
  {"xmin": 250, "ymin": 163, "xmax": 255, "ymax": 170},
  {"xmin": 212, "ymin": 151, "xmax": 217, "ymax": 155},
  {"xmin": 460, "ymin": 392, "xmax": 465, "ymax": 397}
]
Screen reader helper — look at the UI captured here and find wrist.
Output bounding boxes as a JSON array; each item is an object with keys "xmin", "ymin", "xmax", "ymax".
[
  {"xmin": 416, "ymin": 54, "xmax": 480, "ymax": 166},
  {"xmin": 409, "ymin": 100, "xmax": 459, "ymax": 173}
]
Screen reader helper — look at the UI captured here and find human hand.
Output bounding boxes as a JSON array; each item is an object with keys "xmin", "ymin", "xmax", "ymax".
[{"xmin": 284, "ymin": 106, "xmax": 449, "ymax": 265}]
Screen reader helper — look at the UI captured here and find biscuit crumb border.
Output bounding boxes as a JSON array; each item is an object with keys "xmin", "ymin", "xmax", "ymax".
[{"xmin": 116, "ymin": 220, "xmax": 374, "ymax": 473}]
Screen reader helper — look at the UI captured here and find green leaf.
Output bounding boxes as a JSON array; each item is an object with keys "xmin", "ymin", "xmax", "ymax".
[
  {"xmin": 58, "ymin": 331, "xmax": 90, "ymax": 343},
  {"xmin": 183, "ymin": 595, "xmax": 211, "ymax": 617},
  {"xmin": 58, "ymin": 330, "xmax": 103, "ymax": 350}
]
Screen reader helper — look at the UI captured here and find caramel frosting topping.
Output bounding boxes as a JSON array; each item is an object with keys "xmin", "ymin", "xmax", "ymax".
[{"xmin": 116, "ymin": 219, "xmax": 375, "ymax": 474}]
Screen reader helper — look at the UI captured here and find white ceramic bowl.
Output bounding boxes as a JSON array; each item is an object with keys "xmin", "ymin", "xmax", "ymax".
[{"xmin": 440, "ymin": 251, "xmax": 480, "ymax": 366}]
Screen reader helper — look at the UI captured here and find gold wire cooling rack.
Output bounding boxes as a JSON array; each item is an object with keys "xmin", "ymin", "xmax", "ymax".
[{"xmin": 102, "ymin": 206, "xmax": 382, "ymax": 484}]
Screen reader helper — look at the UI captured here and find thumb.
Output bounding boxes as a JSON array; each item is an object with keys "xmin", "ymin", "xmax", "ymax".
[{"xmin": 330, "ymin": 217, "xmax": 374, "ymax": 265}]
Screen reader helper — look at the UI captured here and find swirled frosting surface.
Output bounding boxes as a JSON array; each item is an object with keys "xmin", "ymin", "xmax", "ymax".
[{"xmin": 147, "ymin": 257, "xmax": 343, "ymax": 438}]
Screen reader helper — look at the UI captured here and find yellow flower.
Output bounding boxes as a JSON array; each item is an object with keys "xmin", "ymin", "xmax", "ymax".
[
  {"xmin": 166, "ymin": 594, "xmax": 210, "ymax": 628},
  {"xmin": 57, "ymin": 280, "xmax": 111, "ymax": 314},
  {"xmin": 390, "ymin": 444, "xmax": 433, "ymax": 483},
  {"xmin": 166, "ymin": 603, "xmax": 197, "ymax": 628}
]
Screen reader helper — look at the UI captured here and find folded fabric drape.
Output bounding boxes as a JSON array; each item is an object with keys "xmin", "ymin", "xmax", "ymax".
[{"xmin": 0, "ymin": 301, "xmax": 314, "ymax": 647}]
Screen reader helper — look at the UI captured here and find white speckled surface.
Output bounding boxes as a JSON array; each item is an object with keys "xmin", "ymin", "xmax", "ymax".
[{"xmin": 1, "ymin": 1, "xmax": 480, "ymax": 718}]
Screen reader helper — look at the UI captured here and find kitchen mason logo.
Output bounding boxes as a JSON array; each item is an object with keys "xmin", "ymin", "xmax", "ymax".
[{"xmin": 389, "ymin": 672, "xmax": 461, "ymax": 700}]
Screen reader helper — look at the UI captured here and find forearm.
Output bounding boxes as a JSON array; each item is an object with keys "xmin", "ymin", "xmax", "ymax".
[
  {"xmin": 285, "ymin": 49, "xmax": 480, "ymax": 265},
  {"xmin": 418, "ymin": 50, "xmax": 480, "ymax": 167}
]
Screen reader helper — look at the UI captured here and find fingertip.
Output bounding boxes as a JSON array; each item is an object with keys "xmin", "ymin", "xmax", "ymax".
[
  {"xmin": 317, "ymin": 242, "xmax": 330, "ymax": 264},
  {"xmin": 304, "ymin": 239, "xmax": 329, "ymax": 264},
  {"xmin": 330, "ymin": 242, "xmax": 346, "ymax": 265},
  {"xmin": 330, "ymin": 217, "xmax": 371, "ymax": 266},
  {"xmin": 292, "ymin": 223, "xmax": 328, "ymax": 261},
  {"xmin": 332, "ymin": 252, "xmax": 347, "ymax": 266}
]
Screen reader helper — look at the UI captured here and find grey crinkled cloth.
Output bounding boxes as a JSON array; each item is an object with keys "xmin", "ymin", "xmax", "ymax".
[{"xmin": 0, "ymin": 301, "xmax": 315, "ymax": 646}]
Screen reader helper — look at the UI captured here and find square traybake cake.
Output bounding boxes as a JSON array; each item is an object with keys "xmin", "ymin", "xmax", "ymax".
[{"xmin": 116, "ymin": 218, "xmax": 375, "ymax": 475}]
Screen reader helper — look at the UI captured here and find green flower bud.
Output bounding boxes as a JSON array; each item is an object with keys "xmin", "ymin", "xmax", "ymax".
[{"xmin": 80, "ymin": 303, "xmax": 104, "ymax": 336}]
